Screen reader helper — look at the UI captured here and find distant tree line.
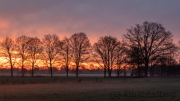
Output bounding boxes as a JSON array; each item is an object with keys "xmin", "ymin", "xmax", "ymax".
[{"xmin": 0, "ymin": 21, "xmax": 180, "ymax": 77}]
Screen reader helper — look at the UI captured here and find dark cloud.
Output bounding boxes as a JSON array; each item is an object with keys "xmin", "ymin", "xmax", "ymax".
[{"xmin": 0, "ymin": 0, "xmax": 180, "ymax": 42}]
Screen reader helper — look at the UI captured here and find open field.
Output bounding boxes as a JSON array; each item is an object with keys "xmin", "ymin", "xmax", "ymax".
[{"xmin": 0, "ymin": 77, "xmax": 180, "ymax": 101}]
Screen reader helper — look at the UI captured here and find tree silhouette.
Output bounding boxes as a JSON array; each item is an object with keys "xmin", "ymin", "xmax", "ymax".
[
  {"xmin": 27, "ymin": 37, "xmax": 43, "ymax": 77},
  {"xmin": 115, "ymin": 41, "xmax": 126, "ymax": 77},
  {"xmin": 125, "ymin": 44, "xmax": 144, "ymax": 77},
  {"xmin": 93, "ymin": 36, "xmax": 120, "ymax": 77},
  {"xmin": 15, "ymin": 35, "xmax": 30, "ymax": 77},
  {"xmin": 154, "ymin": 43, "xmax": 178, "ymax": 76},
  {"xmin": 42, "ymin": 34, "xmax": 62, "ymax": 77},
  {"xmin": 60, "ymin": 37, "xmax": 72, "ymax": 77},
  {"xmin": 0, "ymin": 21, "xmax": 179, "ymax": 77},
  {"xmin": 124, "ymin": 21, "xmax": 174, "ymax": 77},
  {"xmin": 69, "ymin": 32, "xmax": 91, "ymax": 77},
  {"xmin": 0, "ymin": 37, "xmax": 15, "ymax": 77}
]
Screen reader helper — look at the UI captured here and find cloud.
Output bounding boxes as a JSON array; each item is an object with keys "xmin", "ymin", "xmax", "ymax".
[{"xmin": 0, "ymin": 0, "xmax": 180, "ymax": 43}]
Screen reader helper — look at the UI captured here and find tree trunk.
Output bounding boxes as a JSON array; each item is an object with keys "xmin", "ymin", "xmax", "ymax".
[
  {"xmin": 66, "ymin": 65, "xmax": 68, "ymax": 77},
  {"xmin": 145, "ymin": 61, "xmax": 149, "ymax": 77},
  {"xmin": 21, "ymin": 56, "xmax": 25, "ymax": 77},
  {"xmin": 124, "ymin": 69, "xmax": 126, "ymax": 81},
  {"xmin": 137, "ymin": 57, "xmax": 140, "ymax": 77},
  {"xmin": 117, "ymin": 67, "xmax": 120, "ymax": 77},
  {"xmin": 117, "ymin": 71, "xmax": 119, "ymax": 77},
  {"xmin": 32, "ymin": 62, "xmax": 34, "ymax": 77},
  {"xmin": 108, "ymin": 67, "xmax": 112, "ymax": 77},
  {"xmin": 76, "ymin": 65, "xmax": 78, "ymax": 77},
  {"xmin": 10, "ymin": 65, "xmax": 13, "ymax": 77},
  {"xmin": 104, "ymin": 67, "xmax": 106, "ymax": 78},
  {"xmin": 22, "ymin": 60, "xmax": 24, "ymax": 77},
  {"xmin": 108, "ymin": 71, "xmax": 111, "ymax": 77},
  {"xmin": 10, "ymin": 59, "xmax": 13, "ymax": 77},
  {"xmin": 50, "ymin": 62, "xmax": 53, "ymax": 77},
  {"xmin": 22, "ymin": 66, "xmax": 24, "ymax": 77},
  {"xmin": 66, "ymin": 50, "xmax": 69, "ymax": 77},
  {"xmin": 138, "ymin": 65, "xmax": 140, "ymax": 77}
]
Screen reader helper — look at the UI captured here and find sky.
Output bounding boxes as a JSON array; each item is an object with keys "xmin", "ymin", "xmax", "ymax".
[{"xmin": 0, "ymin": 0, "xmax": 180, "ymax": 43}]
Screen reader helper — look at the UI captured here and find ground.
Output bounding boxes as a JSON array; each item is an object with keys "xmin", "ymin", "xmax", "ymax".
[{"xmin": 0, "ymin": 77, "xmax": 179, "ymax": 101}]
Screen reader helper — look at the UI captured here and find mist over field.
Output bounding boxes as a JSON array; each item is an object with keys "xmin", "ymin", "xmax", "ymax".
[{"xmin": 0, "ymin": 69, "xmax": 133, "ymax": 77}]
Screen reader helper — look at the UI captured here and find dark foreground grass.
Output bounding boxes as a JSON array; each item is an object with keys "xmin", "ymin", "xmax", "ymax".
[{"xmin": 0, "ymin": 77, "xmax": 179, "ymax": 101}]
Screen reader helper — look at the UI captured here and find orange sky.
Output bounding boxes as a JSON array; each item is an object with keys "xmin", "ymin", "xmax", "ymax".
[
  {"xmin": 0, "ymin": 0, "xmax": 180, "ymax": 70},
  {"xmin": 0, "ymin": 1, "xmax": 179, "ymax": 44}
]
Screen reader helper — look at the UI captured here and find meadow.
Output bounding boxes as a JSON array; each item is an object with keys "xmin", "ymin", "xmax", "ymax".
[{"xmin": 0, "ymin": 77, "xmax": 179, "ymax": 101}]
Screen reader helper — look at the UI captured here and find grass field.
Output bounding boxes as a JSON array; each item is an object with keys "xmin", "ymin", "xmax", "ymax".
[{"xmin": 0, "ymin": 77, "xmax": 179, "ymax": 101}]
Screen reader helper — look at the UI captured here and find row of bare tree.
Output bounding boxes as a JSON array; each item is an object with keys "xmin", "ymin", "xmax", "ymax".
[
  {"xmin": 0, "ymin": 33, "xmax": 91, "ymax": 77},
  {"xmin": 0, "ymin": 21, "xmax": 179, "ymax": 77}
]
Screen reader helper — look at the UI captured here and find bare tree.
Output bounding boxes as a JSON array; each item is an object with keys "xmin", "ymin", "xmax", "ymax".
[
  {"xmin": 60, "ymin": 37, "xmax": 72, "ymax": 77},
  {"xmin": 116, "ymin": 42, "xmax": 126, "ymax": 77},
  {"xmin": 42, "ymin": 34, "xmax": 62, "ymax": 77},
  {"xmin": 16, "ymin": 35, "xmax": 30, "ymax": 77},
  {"xmin": 154, "ymin": 43, "xmax": 178, "ymax": 76},
  {"xmin": 0, "ymin": 37, "xmax": 15, "ymax": 77},
  {"xmin": 93, "ymin": 36, "xmax": 120, "ymax": 77},
  {"xmin": 27, "ymin": 37, "xmax": 43, "ymax": 77},
  {"xmin": 69, "ymin": 32, "xmax": 91, "ymax": 77},
  {"xmin": 92, "ymin": 43, "xmax": 107, "ymax": 77},
  {"xmin": 124, "ymin": 21, "xmax": 174, "ymax": 77},
  {"xmin": 125, "ymin": 44, "xmax": 144, "ymax": 77}
]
